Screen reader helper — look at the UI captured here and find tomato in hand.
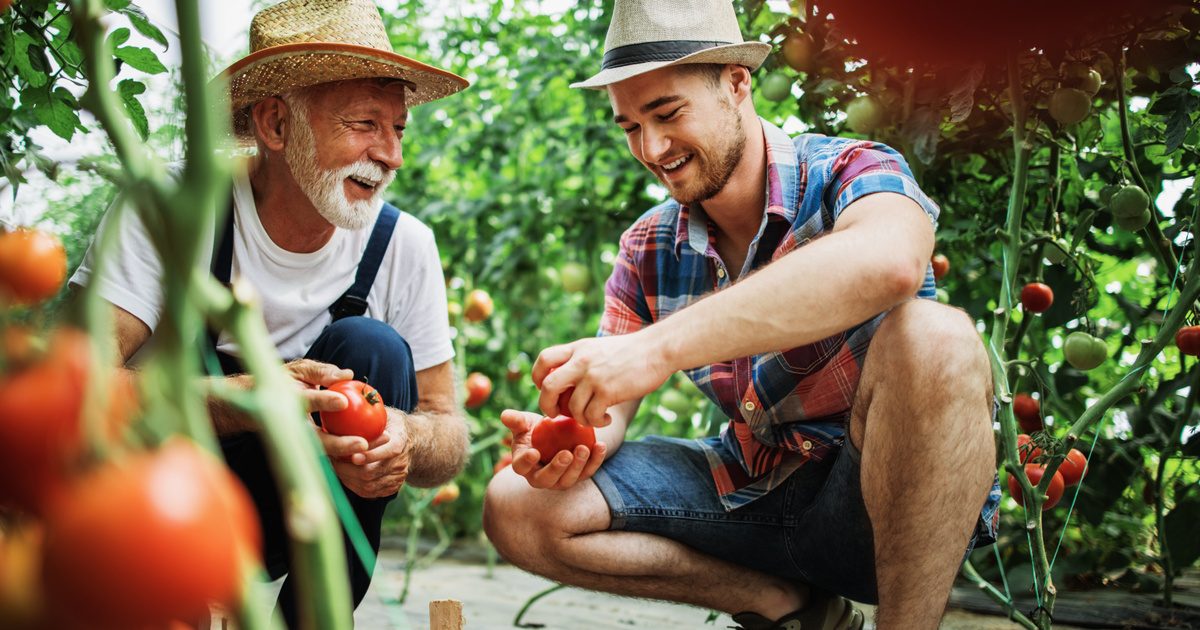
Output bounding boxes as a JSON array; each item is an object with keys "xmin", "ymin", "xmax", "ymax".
[
  {"xmin": 0, "ymin": 228, "xmax": 67, "ymax": 306},
  {"xmin": 320, "ymin": 380, "xmax": 387, "ymax": 440},
  {"xmin": 41, "ymin": 439, "xmax": 260, "ymax": 628},
  {"xmin": 1058, "ymin": 448, "xmax": 1088, "ymax": 486},
  {"xmin": 930, "ymin": 253, "xmax": 950, "ymax": 281},
  {"xmin": 1008, "ymin": 463, "xmax": 1065, "ymax": 510},
  {"xmin": 1175, "ymin": 325, "xmax": 1200, "ymax": 356},
  {"xmin": 1012, "ymin": 393, "xmax": 1043, "ymax": 432},
  {"xmin": 531, "ymin": 415, "xmax": 597, "ymax": 465},
  {"xmin": 1020, "ymin": 282, "xmax": 1053, "ymax": 313}
]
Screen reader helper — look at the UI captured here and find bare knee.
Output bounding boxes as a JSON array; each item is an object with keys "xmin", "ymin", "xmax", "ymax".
[
  {"xmin": 482, "ymin": 470, "xmax": 611, "ymax": 571},
  {"xmin": 482, "ymin": 470, "xmax": 543, "ymax": 567},
  {"xmin": 873, "ymin": 299, "xmax": 990, "ymax": 391}
]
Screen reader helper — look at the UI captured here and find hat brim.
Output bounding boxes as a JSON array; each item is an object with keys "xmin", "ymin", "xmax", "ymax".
[
  {"xmin": 569, "ymin": 41, "xmax": 771, "ymax": 89},
  {"xmin": 218, "ymin": 42, "xmax": 469, "ymax": 140}
]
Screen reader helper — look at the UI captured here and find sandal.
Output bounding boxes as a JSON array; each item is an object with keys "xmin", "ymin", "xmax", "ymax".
[{"xmin": 730, "ymin": 587, "xmax": 865, "ymax": 630}]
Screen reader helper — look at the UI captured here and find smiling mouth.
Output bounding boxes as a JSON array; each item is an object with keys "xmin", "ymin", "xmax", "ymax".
[
  {"xmin": 347, "ymin": 175, "xmax": 379, "ymax": 192},
  {"xmin": 659, "ymin": 154, "xmax": 692, "ymax": 174}
]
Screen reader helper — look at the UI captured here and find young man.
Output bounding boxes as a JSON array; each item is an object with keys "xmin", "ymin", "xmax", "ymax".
[
  {"xmin": 70, "ymin": 0, "xmax": 470, "ymax": 625},
  {"xmin": 483, "ymin": 1, "xmax": 1001, "ymax": 628}
]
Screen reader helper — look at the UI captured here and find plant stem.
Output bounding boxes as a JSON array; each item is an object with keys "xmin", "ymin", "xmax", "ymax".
[
  {"xmin": 961, "ymin": 560, "xmax": 1038, "ymax": 630},
  {"xmin": 514, "ymin": 584, "xmax": 567, "ymax": 628},
  {"xmin": 1155, "ymin": 363, "xmax": 1196, "ymax": 607}
]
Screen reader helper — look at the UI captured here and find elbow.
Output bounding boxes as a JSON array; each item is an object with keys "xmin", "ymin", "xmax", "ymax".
[{"xmin": 879, "ymin": 257, "xmax": 926, "ymax": 305}]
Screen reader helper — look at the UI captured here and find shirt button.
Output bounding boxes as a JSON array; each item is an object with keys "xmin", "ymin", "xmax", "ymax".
[
  {"xmin": 743, "ymin": 401, "xmax": 756, "ymax": 412},
  {"xmin": 802, "ymin": 440, "xmax": 813, "ymax": 451},
  {"xmin": 716, "ymin": 267, "xmax": 726, "ymax": 279}
]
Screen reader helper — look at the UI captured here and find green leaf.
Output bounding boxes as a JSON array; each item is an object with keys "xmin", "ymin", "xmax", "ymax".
[
  {"xmin": 114, "ymin": 46, "xmax": 167, "ymax": 74},
  {"xmin": 1165, "ymin": 493, "xmax": 1200, "ymax": 568},
  {"xmin": 104, "ymin": 0, "xmax": 133, "ymax": 10},
  {"xmin": 1164, "ymin": 97, "xmax": 1194, "ymax": 155},
  {"xmin": 947, "ymin": 64, "xmax": 984, "ymax": 124},
  {"xmin": 121, "ymin": 5, "xmax": 169, "ymax": 49},
  {"xmin": 11, "ymin": 33, "xmax": 48, "ymax": 88},
  {"xmin": 36, "ymin": 91, "xmax": 82, "ymax": 141},
  {"xmin": 107, "ymin": 27, "xmax": 132, "ymax": 49},
  {"xmin": 118, "ymin": 79, "xmax": 149, "ymax": 139}
]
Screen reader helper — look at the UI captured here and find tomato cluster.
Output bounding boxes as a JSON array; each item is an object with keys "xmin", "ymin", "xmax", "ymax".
[{"xmin": 1011, "ymin": 434, "xmax": 1089, "ymax": 511}]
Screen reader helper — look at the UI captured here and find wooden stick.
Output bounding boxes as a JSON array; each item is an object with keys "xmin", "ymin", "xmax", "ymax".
[{"xmin": 429, "ymin": 599, "xmax": 464, "ymax": 630}]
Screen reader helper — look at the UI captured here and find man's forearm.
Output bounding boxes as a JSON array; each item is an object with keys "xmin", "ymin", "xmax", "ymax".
[
  {"xmin": 654, "ymin": 195, "xmax": 933, "ymax": 372},
  {"xmin": 206, "ymin": 374, "xmax": 261, "ymax": 437},
  {"xmin": 398, "ymin": 408, "xmax": 469, "ymax": 488}
]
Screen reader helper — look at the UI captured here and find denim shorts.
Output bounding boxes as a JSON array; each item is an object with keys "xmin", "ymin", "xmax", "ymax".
[{"xmin": 592, "ymin": 435, "xmax": 997, "ymax": 605}]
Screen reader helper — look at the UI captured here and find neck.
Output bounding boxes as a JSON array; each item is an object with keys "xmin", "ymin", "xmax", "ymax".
[
  {"xmin": 248, "ymin": 152, "xmax": 338, "ymax": 254},
  {"xmin": 697, "ymin": 115, "xmax": 766, "ymax": 247}
]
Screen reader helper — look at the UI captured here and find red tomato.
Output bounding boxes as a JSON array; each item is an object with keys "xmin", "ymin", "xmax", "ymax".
[
  {"xmin": 320, "ymin": 380, "xmax": 387, "ymax": 440},
  {"xmin": 432, "ymin": 482, "xmax": 460, "ymax": 506},
  {"xmin": 1175, "ymin": 325, "xmax": 1200, "ymax": 356},
  {"xmin": 930, "ymin": 254, "xmax": 950, "ymax": 281},
  {"xmin": 531, "ymin": 415, "xmax": 597, "ymax": 465},
  {"xmin": 1012, "ymin": 393, "xmax": 1043, "ymax": 433},
  {"xmin": 465, "ymin": 372, "xmax": 492, "ymax": 409},
  {"xmin": 493, "ymin": 452, "xmax": 514, "ymax": 474},
  {"xmin": 41, "ymin": 440, "xmax": 261, "ymax": 628},
  {"xmin": 1058, "ymin": 448, "xmax": 1088, "ymax": 486},
  {"xmin": 0, "ymin": 228, "xmax": 67, "ymax": 306},
  {"xmin": 464, "ymin": 289, "xmax": 494, "ymax": 323},
  {"xmin": 1016, "ymin": 434, "xmax": 1043, "ymax": 464},
  {"xmin": 1019, "ymin": 282, "xmax": 1054, "ymax": 313},
  {"xmin": 1008, "ymin": 464, "xmax": 1065, "ymax": 510}
]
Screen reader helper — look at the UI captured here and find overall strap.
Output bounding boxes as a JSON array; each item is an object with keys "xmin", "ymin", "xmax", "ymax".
[
  {"xmin": 328, "ymin": 204, "xmax": 400, "ymax": 322},
  {"xmin": 205, "ymin": 196, "xmax": 238, "ymax": 375}
]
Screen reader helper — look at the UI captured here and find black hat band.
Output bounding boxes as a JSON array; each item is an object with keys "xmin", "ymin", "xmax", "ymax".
[{"xmin": 601, "ymin": 40, "xmax": 733, "ymax": 69}]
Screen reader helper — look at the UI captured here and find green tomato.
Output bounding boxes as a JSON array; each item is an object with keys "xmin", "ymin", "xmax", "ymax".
[
  {"xmin": 845, "ymin": 96, "xmax": 885, "ymax": 134},
  {"xmin": 1048, "ymin": 88, "xmax": 1091, "ymax": 126},
  {"xmin": 1062, "ymin": 62, "xmax": 1102, "ymax": 96},
  {"xmin": 1109, "ymin": 185, "xmax": 1150, "ymax": 218},
  {"xmin": 1064, "ymin": 332, "xmax": 1107, "ymax": 371},
  {"xmin": 935, "ymin": 288, "xmax": 950, "ymax": 303},
  {"xmin": 560, "ymin": 262, "xmax": 590, "ymax": 294},
  {"xmin": 760, "ymin": 72, "xmax": 793, "ymax": 102},
  {"xmin": 1098, "ymin": 184, "xmax": 1120, "ymax": 206},
  {"xmin": 1115, "ymin": 208, "xmax": 1151, "ymax": 231}
]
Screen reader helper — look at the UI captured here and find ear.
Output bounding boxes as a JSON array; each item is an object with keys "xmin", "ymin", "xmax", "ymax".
[
  {"xmin": 726, "ymin": 64, "xmax": 753, "ymax": 106},
  {"xmin": 250, "ymin": 96, "xmax": 289, "ymax": 153}
]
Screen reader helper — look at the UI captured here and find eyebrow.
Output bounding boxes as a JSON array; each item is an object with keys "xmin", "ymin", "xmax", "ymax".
[{"xmin": 613, "ymin": 95, "xmax": 685, "ymax": 124}]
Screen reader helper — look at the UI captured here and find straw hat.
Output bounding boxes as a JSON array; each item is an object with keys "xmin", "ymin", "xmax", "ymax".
[
  {"xmin": 571, "ymin": 0, "xmax": 771, "ymax": 90},
  {"xmin": 219, "ymin": 0, "xmax": 468, "ymax": 140}
]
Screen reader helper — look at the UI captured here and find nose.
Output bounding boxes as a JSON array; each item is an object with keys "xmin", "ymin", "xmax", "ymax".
[
  {"xmin": 370, "ymin": 129, "xmax": 404, "ymax": 171},
  {"xmin": 640, "ymin": 125, "xmax": 670, "ymax": 164}
]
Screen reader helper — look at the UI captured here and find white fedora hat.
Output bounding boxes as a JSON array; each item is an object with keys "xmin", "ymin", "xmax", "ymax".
[
  {"xmin": 571, "ymin": 0, "xmax": 771, "ymax": 90},
  {"xmin": 218, "ymin": 0, "xmax": 469, "ymax": 140}
]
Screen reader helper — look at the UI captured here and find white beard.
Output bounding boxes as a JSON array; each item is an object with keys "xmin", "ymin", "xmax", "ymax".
[{"xmin": 283, "ymin": 96, "xmax": 395, "ymax": 231}]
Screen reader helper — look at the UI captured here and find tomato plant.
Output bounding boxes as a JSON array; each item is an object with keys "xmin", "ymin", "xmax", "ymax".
[
  {"xmin": 1019, "ymin": 282, "xmax": 1054, "ymax": 314},
  {"xmin": 1008, "ymin": 464, "xmax": 1065, "ymax": 511},
  {"xmin": 41, "ymin": 440, "xmax": 260, "ymax": 628},
  {"xmin": 1012, "ymin": 394, "xmax": 1043, "ymax": 433},
  {"xmin": 0, "ymin": 228, "xmax": 67, "ymax": 306},
  {"xmin": 320, "ymin": 380, "xmax": 387, "ymax": 440},
  {"xmin": 530, "ymin": 415, "xmax": 596, "ymax": 465},
  {"xmin": 1175, "ymin": 325, "xmax": 1200, "ymax": 356}
]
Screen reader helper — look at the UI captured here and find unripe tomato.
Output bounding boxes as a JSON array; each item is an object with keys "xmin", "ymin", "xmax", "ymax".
[
  {"xmin": 760, "ymin": 72, "xmax": 793, "ymax": 102},
  {"xmin": 1019, "ymin": 282, "xmax": 1054, "ymax": 313},
  {"xmin": 320, "ymin": 380, "xmax": 387, "ymax": 440},
  {"xmin": 41, "ymin": 440, "xmax": 260, "ymax": 628},
  {"xmin": 1062, "ymin": 62, "xmax": 1102, "ymax": 96},
  {"xmin": 1064, "ymin": 331, "xmax": 1107, "ymax": 371},
  {"xmin": 1058, "ymin": 448, "xmax": 1088, "ymax": 486},
  {"xmin": 464, "ymin": 289, "xmax": 494, "ymax": 323},
  {"xmin": 845, "ymin": 95, "xmax": 885, "ymax": 134},
  {"xmin": 1012, "ymin": 394, "xmax": 1043, "ymax": 432},
  {"xmin": 1175, "ymin": 325, "xmax": 1200, "ymax": 356},
  {"xmin": 0, "ymin": 228, "xmax": 67, "ymax": 306},
  {"xmin": 465, "ymin": 372, "xmax": 492, "ymax": 408},
  {"xmin": 560, "ymin": 262, "xmax": 590, "ymax": 294},
  {"xmin": 531, "ymin": 415, "xmax": 596, "ymax": 465},
  {"xmin": 1048, "ymin": 88, "xmax": 1091, "ymax": 125},
  {"xmin": 1114, "ymin": 208, "xmax": 1151, "ymax": 231},
  {"xmin": 1109, "ymin": 185, "xmax": 1150, "ymax": 218},
  {"xmin": 1098, "ymin": 184, "xmax": 1120, "ymax": 206},
  {"xmin": 1008, "ymin": 463, "xmax": 1065, "ymax": 510},
  {"xmin": 781, "ymin": 32, "xmax": 816, "ymax": 73},
  {"xmin": 930, "ymin": 253, "xmax": 950, "ymax": 281}
]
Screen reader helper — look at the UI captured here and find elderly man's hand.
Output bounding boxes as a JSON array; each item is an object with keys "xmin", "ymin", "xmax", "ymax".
[
  {"xmin": 318, "ymin": 413, "xmax": 411, "ymax": 498},
  {"xmin": 284, "ymin": 358, "xmax": 355, "ymax": 414}
]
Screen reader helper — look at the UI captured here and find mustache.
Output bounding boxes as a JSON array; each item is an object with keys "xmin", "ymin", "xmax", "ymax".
[{"xmin": 335, "ymin": 159, "xmax": 395, "ymax": 190}]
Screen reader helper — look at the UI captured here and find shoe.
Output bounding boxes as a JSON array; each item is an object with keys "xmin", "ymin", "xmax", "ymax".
[{"xmin": 730, "ymin": 587, "xmax": 865, "ymax": 630}]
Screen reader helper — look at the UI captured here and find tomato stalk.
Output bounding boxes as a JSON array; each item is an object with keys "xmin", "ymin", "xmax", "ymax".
[
  {"xmin": 1154, "ymin": 363, "xmax": 1198, "ymax": 607},
  {"xmin": 959, "ymin": 560, "xmax": 1039, "ymax": 630}
]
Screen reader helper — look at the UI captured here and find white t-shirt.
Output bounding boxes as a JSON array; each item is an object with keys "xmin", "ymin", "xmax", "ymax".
[{"xmin": 70, "ymin": 172, "xmax": 455, "ymax": 371}]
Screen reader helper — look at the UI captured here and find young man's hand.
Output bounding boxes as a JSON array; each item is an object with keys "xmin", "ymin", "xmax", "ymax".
[{"xmin": 501, "ymin": 409, "xmax": 607, "ymax": 490}]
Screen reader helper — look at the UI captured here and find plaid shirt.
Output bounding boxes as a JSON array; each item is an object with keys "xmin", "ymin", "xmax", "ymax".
[{"xmin": 599, "ymin": 119, "xmax": 943, "ymax": 511}]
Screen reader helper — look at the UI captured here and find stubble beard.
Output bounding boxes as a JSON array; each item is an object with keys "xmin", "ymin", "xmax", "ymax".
[{"xmin": 668, "ymin": 99, "xmax": 746, "ymax": 207}]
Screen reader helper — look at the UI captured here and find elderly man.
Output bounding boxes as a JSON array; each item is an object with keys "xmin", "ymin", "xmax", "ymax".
[
  {"xmin": 70, "ymin": 0, "xmax": 469, "ymax": 625},
  {"xmin": 483, "ymin": 1, "xmax": 1002, "ymax": 629}
]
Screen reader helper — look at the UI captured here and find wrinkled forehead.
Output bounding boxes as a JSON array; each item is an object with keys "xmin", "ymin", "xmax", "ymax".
[{"xmin": 311, "ymin": 77, "xmax": 412, "ymax": 112}]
